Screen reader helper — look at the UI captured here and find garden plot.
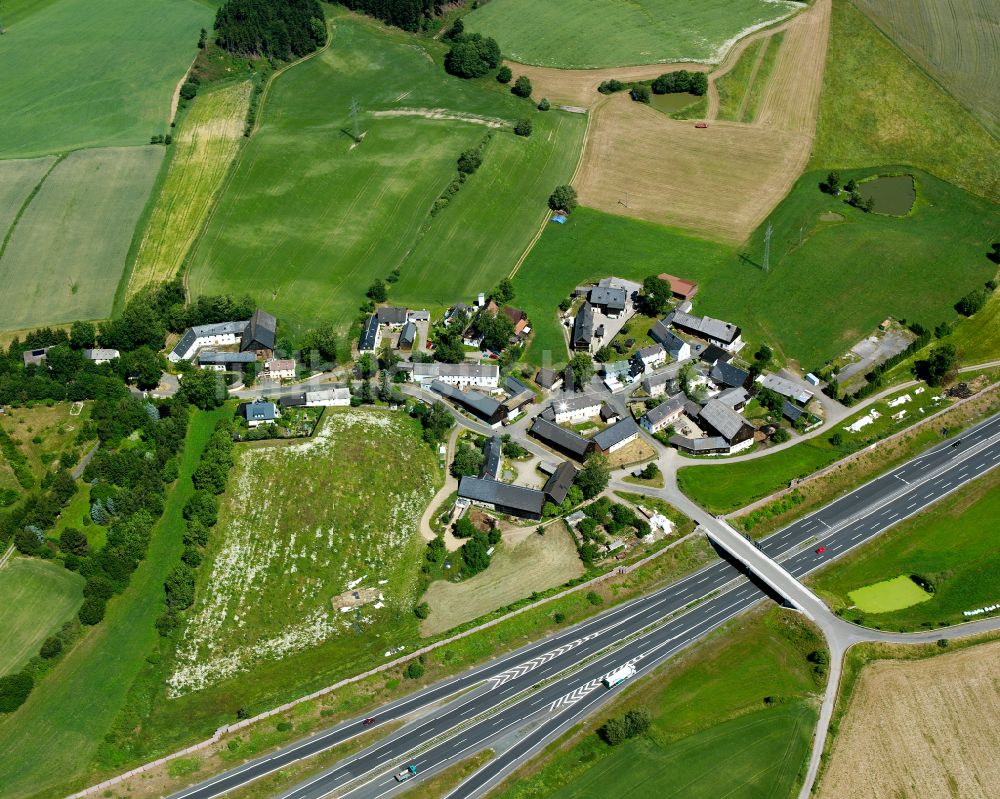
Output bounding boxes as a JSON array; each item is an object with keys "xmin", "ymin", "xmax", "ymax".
[{"xmin": 168, "ymin": 410, "xmax": 439, "ymax": 696}]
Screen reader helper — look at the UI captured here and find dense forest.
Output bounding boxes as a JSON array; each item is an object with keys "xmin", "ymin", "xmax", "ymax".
[
  {"xmin": 214, "ymin": 0, "xmax": 327, "ymax": 59},
  {"xmin": 340, "ymin": 0, "xmax": 437, "ymax": 32}
]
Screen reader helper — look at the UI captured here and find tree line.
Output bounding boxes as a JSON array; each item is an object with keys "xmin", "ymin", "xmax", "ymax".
[{"xmin": 214, "ymin": 0, "xmax": 326, "ymax": 60}]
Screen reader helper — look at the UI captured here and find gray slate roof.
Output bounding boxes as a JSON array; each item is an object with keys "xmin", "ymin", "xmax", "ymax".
[
  {"xmin": 529, "ymin": 416, "xmax": 592, "ymax": 458},
  {"xmin": 710, "ymin": 361, "xmax": 750, "ymax": 389},
  {"xmin": 398, "ymin": 321, "xmax": 417, "ymax": 347},
  {"xmin": 588, "ymin": 285, "xmax": 627, "ymax": 311},
  {"xmin": 242, "ymin": 309, "xmax": 277, "ymax": 351},
  {"xmin": 430, "ymin": 380, "xmax": 502, "ymax": 421},
  {"xmin": 377, "ymin": 306, "xmax": 408, "ymax": 326},
  {"xmin": 716, "ymin": 387, "xmax": 750, "ymax": 408},
  {"xmin": 572, "ymin": 302, "xmax": 595, "ymax": 347},
  {"xmin": 551, "ymin": 394, "xmax": 602, "ymax": 416},
  {"xmin": 241, "ymin": 401, "xmax": 276, "ymax": 422},
  {"xmin": 669, "ymin": 435, "xmax": 732, "ymax": 452},
  {"xmin": 481, "ymin": 435, "xmax": 503, "ymax": 480},
  {"xmin": 645, "ymin": 393, "xmax": 685, "ymax": 425},
  {"xmin": 672, "ymin": 311, "xmax": 741, "ymax": 344},
  {"xmin": 358, "ymin": 315, "xmax": 380, "ymax": 351},
  {"xmin": 592, "ymin": 416, "xmax": 639, "ymax": 451},
  {"xmin": 199, "ymin": 350, "xmax": 257, "ymax": 365},
  {"xmin": 542, "ymin": 461, "xmax": 577, "ymax": 506},
  {"xmin": 458, "ymin": 477, "xmax": 545, "ymax": 517},
  {"xmin": 699, "ymin": 399, "xmax": 749, "ymax": 441}
]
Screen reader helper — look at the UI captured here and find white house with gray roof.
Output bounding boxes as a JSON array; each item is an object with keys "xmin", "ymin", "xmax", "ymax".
[{"xmin": 671, "ymin": 311, "xmax": 743, "ymax": 352}]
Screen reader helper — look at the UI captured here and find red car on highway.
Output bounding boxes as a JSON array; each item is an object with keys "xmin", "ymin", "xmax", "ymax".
[{"xmin": 815, "ymin": 547, "xmax": 827, "ymax": 554}]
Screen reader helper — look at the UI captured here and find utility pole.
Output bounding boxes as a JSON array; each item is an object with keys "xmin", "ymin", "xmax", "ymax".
[
  {"xmin": 763, "ymin": 222, "xmax": 773, "ymax": 273},
  {"xmin": 350, "ymin": 98, "xmax": 361, "ymax": 143}
]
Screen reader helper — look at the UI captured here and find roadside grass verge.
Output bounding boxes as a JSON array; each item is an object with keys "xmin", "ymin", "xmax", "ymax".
[
  {"xmin": 0, "ymin": 558, "xmax": 84, "ymax": 677},
  {"xmin": 463, "ymin": 0, "xmax": 799, "ymax": 69},
  {"xmin": 677, "ymin": 384, "xmax": 952, "ymax": 514},
  {"xmin": 0, "ymin": 147, "xmax": 164, "ymax": 331},
  {"xmin": 126, "ymin": 81, "xmax": 253, "ymax": 299},
  {"xmin": 811, "ymin": 0, "xmax": 999, "ymax": 201},
  {"xmin": 810, "ymin": 466, "xmax": 1000, "ymax": 630},
  {"xmin": 488, "ymin": 607, "xmax": 822, "ymax": 799},
  {"xmin": 0, "ymin": 406, "xmax": 228, "ymax": 799},
  {"xmin": 0, "ymin": 0, "xmax": 211, "ymax": 158}
]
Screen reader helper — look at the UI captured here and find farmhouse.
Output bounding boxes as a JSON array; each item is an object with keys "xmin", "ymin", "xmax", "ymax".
[
  {"xmin": 80, "ymin": 348, "xmax": 119, "ymax": 364},
  {"xmin": 592, "ymin": 416, "xmax": 640, "ymax": 454},
  {"xmin": 549, "ymin": 394, "xmax": 602, "ymax": 424},
  {"xmin": 671, "ymin": 311, "xmax": 743, "ymax": 352},
  {"xmin": 410, "ymin": 362, "xmax": 499, "ymax": 389},
  {"xmin": 263, "ymin": 358, "xmax": 296, "ymax": 381},
  {"xmin": 641, "ymin": 361, "xmax": 687, "ymax": 397},
  {"xmin": 588, "ymin": 285, "xmax": 627, "ymax": 317},
  {"xmin": 358, "ymin": 315, "xmax": 382, "ymax": 353},
  {"xmin": 239, "ymin": 400, "xmax": 278, "ymax": 428},
  {"xmin": 700, "ymin": 344, "xmax": 732, "ymax": 367},
  {"xmin": 398, "ymin": 322, "xmax": 417, "ymax": 351},
  {"xmin": 534, "ymin": 368, "xmax": 563, "ymax": 391},
  {"xmin": 168, "ymin": 320, "xmax": 247, "ymax": 362},
  {"xmin": 641, "ymin": 393, "xmax": 686, "ymax": 434},
  {"xmin": 657, "ymin": 273, "xmax": 699, "ymax": 301},
  {"xmin": 710, "ymin": 361, "xmax": 751, "ymax": 390},
  {"xmin": 529, "ymin": 416, "xmax": 592, "ymax": 460},
  {"xmin": 542, "ymin": 461, "xmax": 577, "ymax": 506},
  {"xmin": 572, "ymin": 302, "xmax": 595, "ymax": 351},
  {"xmin": 758, "ymin": 374, "xmax": 814, "ymax": 405},
  {"xmin": 279, "ymin": 388, "xmax": 350, "ymax": 408},
  {"xmin": 481, "ymin": 435, "xmax": 503, "ymax": 480},
  {"xmin": 687, "ymin": 399, "xmax": 755, "ymax": 453},
  {"xmin": 501, "ymin": 306, "xmax": 529, "ymax": 336},
  {"xmin": 198, "ymin": 351, "xmax": 256, "ymax": 371},
  {"xmin": 650, "ymin": 325, "xmax": 691, "ymax": 362},
  {"xmin": 430, "ymin": 380, "xmax": 504, "ymax": 426},
  {"xmin": 633, "ymin": 343, "xmax": 666, "ymax": 371},
  {"xmin": 376, "ymin": 306, "xmax": 408, "ymax": 327},
  {"xmin": 241, "ymin": 309, "xmax": 277, "ymax": 356},
  {"xmin": 457, "ymin": 477, "xmax": 544, "ymax": 520}
]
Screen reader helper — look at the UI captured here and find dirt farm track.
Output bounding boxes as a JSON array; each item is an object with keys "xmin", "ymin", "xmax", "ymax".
[{"xmin": 817, "ymin": 641, "xmax": 1000, "ymax": 799}]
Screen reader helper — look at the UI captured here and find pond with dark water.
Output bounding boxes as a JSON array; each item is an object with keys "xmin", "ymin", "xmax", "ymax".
[{"xmin": 858, "ymin": 174, "xmax": 915, "ymax": 215}]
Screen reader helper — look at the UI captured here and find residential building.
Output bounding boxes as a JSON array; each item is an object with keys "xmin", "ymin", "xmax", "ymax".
[
  {"xmin": 411, "ymin": 362, "xmax": 499, "ymax": 389},
  {"xmin": 407, "ymin": 309, "xmax": 430, "ymax": 323},
  {"xmin": 593, "ymin": 417, "xmax": 640, "ymax": 454},
  {"xmin": 671, "ymin": 311, "xmax": 743, "ymax": 352},
  {"xmin": 657, "ymin": 273, "xmax": 699, "ymax": 301},
  {"xmin": 550, "ymin": 394, "xmax": 602, "ymax": 424},
  {"xmin": 263, "ymin": 358, "xmax": 296, "ymax": 381},
  {"xmin": 503, "ymin": 376, "xmax": 535, "ymax": 414},
  {"xmin": 641, "ymin": 361, "xmax": 687, "ymax": 398},
  {"xmin": 542, "ymin": 461, "xmax": 577, "ymax": 506},
  {"xmin": 279, "ymin": 388, "xmax": 351, "ymax": 408},
  {"xmin": 239, "ymin": 400, "xmax": 278, "ymax": 428},
  {"xmin": 588, "ymin": 285, "xmax": 627, "ymax": 316},
  {"xmin": 82, "ymin": 348, "xmax": 120, "ymax": 364},
  {"xmin": 444, "ymin": 304, "xmax": 472, "ymax": 326},
  {"xmin": 198, "ymin": 351, "xmax": 257, "ymax": 371},
  {"xmin": 640, "ymin": 393, "xmax": 686, "ymax": 434},
  {"xmin": 169, "ymin": 320, "xmax": 248, "ymax": 362},
  {"xmin": 398, "ymin": 322, "xmax": 417, "ymax": 351},
  {"xmin": 699, "ymin": 344, "xmax": 732, "ymax": 367},
  {"xmin": 529, "ymin": 416, "xmax": 592, "ymax": 460},
  {"xmin": 241, "ymin": 309, "xmax": 278, "ymax": 355},
  {"xmin": 600, "ymin": 403, "xmax": 620, "ymax": 424},
  {"xmin": 710, "ymin": 361, "xmax": 750, "ymax": 390},
  {"xmin": 502, "ymin": 306, "xmax": 529, "ymax": 336},
  {"xmin": 716, "ymin": 387, "xmax": 750, "ymax": 411},
  {"xmin": 358, "ymin": 315, "xmax": 382, "ymax": 353},
  {"xmin": 758, "ymin": 374, "xmax": 814, "ymax": 405},
  {"xmin": 668, "ymin": 435, "xmax": 734, "ymax": 455},
  {"xmin": 534, "ymin": 368, "xmax": 563, "ymax": 391},
  {"xmin": 697, "ymin": 399, "xmax": 755, "ymax": 452},
  {"xmin": 633, "ymin": 343, "xmax": 666, "ymax": 371},
  {"xmin": 377, "ymin": 307, "xmax": 408, "ymax": 327},
  {"xmin": 481, "ymin": 435, "xmax": 503, "ymax": 480},
  {"xmin": 430, "ymin": 380, "xmax": 504, "ymax": 426},
  {"xmin": 457, "ymin": 477, "xmax": 545, "ymax": 520},
  {"xmin": 650, "ymin": 327, "xmax": 690, "ymax": 362},
  {"xmin": 572, "ymin": 303, "xmax": 595, "ymax": 350}
]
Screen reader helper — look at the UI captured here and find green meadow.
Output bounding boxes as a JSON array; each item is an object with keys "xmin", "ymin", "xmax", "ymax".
[
  {"xmin": 0, "ymin": 158, "xmax": 57, "ymax": 248},
  {"xmin": 847, "ymin": 575, "xmax": 932, "ymax": 614},
  {"xmin": 189, "ymin": 14, "xmax": 583, "ymax": 333},
  {"xmin": 0, "ymin": 558, "xmax": 84, "ymax": 677},
  {"xmin": 0, "ymin": 0, "xmax": 211, "ymax": 158},
  {"xmin": 463, "ymin": 0, "xmax": 798, "ymax": 69}
]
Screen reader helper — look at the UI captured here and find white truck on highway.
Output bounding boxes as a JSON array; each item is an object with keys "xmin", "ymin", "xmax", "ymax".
[
  {"xmin": 602, "ymin": 663, "xmax": 636, "ymax": 688},
  {"xmin": 395, "ymin": 764, "xmax": 417, "ymax": 782}
]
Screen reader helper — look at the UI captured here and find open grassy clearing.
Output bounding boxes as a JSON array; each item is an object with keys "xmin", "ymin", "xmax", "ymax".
[
  {"xmin": 491, "ymin": 608, "xmax": 821, "ymax": 799},
  {"xmin": 847, "ymin": 575, "xmax": 932, "ymax": 613},
  {"xmin": 0, "ymin": 0, "xmax": 211, "ymax": 158},
  {"xmin": 810, "ymin": 467, "xmax": 1000, "ymax": 629},
  {"xmin": 0, "ymin": 407, "xmax": 228, "ymax": 799},
  {"xmin": 464, "ymin": 0, "xmax": 800, "ymax": 69},
  {"xmin": 0, "ymin": 157, "xmax": 57, "ymax": 247},
  {"xmin": 677, "ymin": 384, "xmax": 952, "ymax": 514},
  {"xmin": 812, "ymin": 0, "xmax": 999, "ymax": 202},
  {"xmin": 168, "ymin": 410, "xmax": 439, "ymax": 697},
  {"xmin": 127, "ymin": 82, "xmax": 252, "ymax": 299},
  {"xmin": 817, "ymin": 640, "xmax": 1000, "ymax": 799},
  {"xmin": 421, "ymin": 523, "xmax": 583, "ymax": 636},
  {"xmin": 189, "ymin": 15, "xmax": 581, "ymax": 334},
  {"xmin": 0, "ymin": 402, "xmax": 93, "ymax": 483},
  {"xmin": 853, "ymin": 0, "xmax": 1000, "ymax": 137},
  {"xmin": 0, "ymin": 557, "xmax": 84, "ymax": 677},
  {"xmin": 0, "ymin": 147, "xmax": 163, "ymax": 331}
]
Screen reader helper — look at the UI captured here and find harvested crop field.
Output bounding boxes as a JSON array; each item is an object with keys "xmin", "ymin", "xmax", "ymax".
[
  {"xmin": 421, "ymin": 524, "xmax": 583, "ymax": 636},
  {"xmin": 0, "ymin": 146, "xmax": 163, "ymax": 330},
  {"xmin": 818, "ymin": 641, "xmax": 1000, "ymax": 799},
  {"xmin": 574, "ymin": 0, "xmax": 829, "ymax": 242},
  {"xmin": 127, "ymin": 81, "xmax": 252, "ymax": 298}
]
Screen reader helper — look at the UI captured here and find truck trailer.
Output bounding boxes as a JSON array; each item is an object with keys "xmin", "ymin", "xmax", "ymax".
[
  {"xmin": 602, "ymin": 663, "xmax": 636, "ymax": 688},
  {"xmin": 395, "ymin": 764, "xmax": 417, "ymax": 782}
]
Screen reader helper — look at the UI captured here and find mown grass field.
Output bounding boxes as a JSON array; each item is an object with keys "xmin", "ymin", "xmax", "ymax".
[
  {"xmin": 126, "ymin": 81, "xmax": 252, "ymax": 299},
  {"xmin": 494, "ymin": 609, "xmax": 820, "ymax": 799},
  {"xmin": 715, "ymin": 38, "xmax": 766, "ymax": 121},
  {"xmin": 811, "ymin": 0, "xmax": 999, "ymax": 202},
  {"xmin": 741, "ymin": 31, "xmax": 784, "ymax": 123},
  {"xmin": 0, "ymin": 147, "xmax": 163, "ymax": 331},
  {"xmin": 677, "ymin": 386, "xmax": 951, "ymax": 514},
  {"xmin": 514, "ymin": 165, "xmax": 995, "ymax": 368},
  {"xmin": 853, "ymin": 0, "xmax": 1000, "ymax": 137},
  {"xmin": 189, "ymin": 14, "xmax": 582, "ymax": 333},
  {"xmin": 0, "ymin": 0, "xmax": 211, "ymax": 158},
  {"xmin": 463, "ymin": 0, "xmax": 799, "ymax": 69},
  {"xmin": 0, "ymin": 407, "xmax": 228, "ymax": 799},
  {"xmin": 0, "ymin": 157, "xmax": 56, "ymax": 246},
  {"xmin": 810, "ymin": 467, "xmax": 1000, "ymax": 630},
  {"xmin": 167, "ymin": 409, "xmax": 439, "ymax": 698},
  {"xmin": 847, "ymin": 575, "xmax": 932, "ymax": 613},
  {"xmin": 0, "ymin": 557, "xmax": 84, "ymax": 677}
]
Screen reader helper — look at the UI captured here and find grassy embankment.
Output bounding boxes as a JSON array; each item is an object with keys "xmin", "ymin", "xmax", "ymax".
[
  {"xmin": 0, "ymin": 0, "xmax": 211, "ymax": 158},
  {"xmin": 490, "ymin": 608, "xmax": 823, "ymax": 799},
  {"xmin": 0, "ymin": 558, "xmax": 84, "ymax": 677},
  {"xmin": 810, "ymin": 466, "xmax": 1000, "ymax": 630},
  {"xmin": 463, "ymin": 0, "xmax": 799, "ymax": 69},
  {"xmin": 715, "ymin": 30, "xmax": 787, "ymax": 124},
  {"xmin": 0, "ymin": 407, "xmax": 229, "ymax": 799},
  {"xmin": 810, "ymin": 0, "xmax": 999, "ymax": 202},
  {"xmin": 188, "ymin": 13, "xmax": 584, "ymax": 334}
]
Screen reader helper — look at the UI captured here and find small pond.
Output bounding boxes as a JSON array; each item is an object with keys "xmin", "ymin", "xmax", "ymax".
[{"xmin": 858, "ymin": 174, "xmax": 915, "ymax": 215}]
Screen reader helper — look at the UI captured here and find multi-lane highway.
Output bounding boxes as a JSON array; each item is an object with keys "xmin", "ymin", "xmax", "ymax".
[{"xmin": 170, "ymin": 411, "xmax": 1000, "ymax": 799}]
